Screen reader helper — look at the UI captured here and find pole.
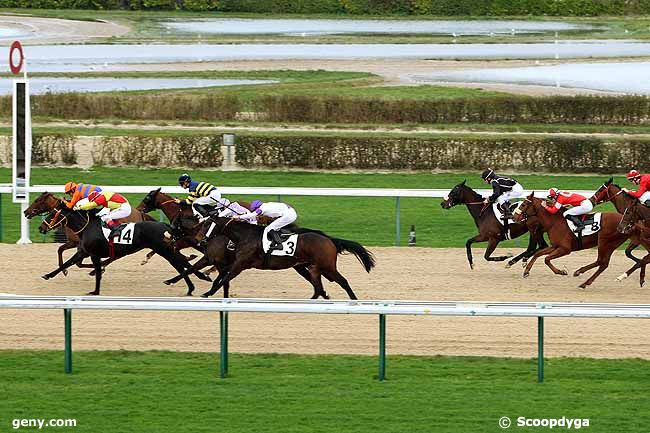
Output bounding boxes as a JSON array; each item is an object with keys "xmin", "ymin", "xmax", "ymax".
[
  {"xmin": 379, "ymin": 314, "xmax": 386, "ymax": 381},
  {"xmin": 0, "ymin": 193, "xmax": 3, "ymax": 242},
  {"xmin": 17, "ymin": 202, "xmax": 31, "ymax": 244},
  {"xmin": 395, "ymin": 197, "xmax": 400, "ymax": 246},
  {"xmin": 220, "ymin": 286, "xmax": 230, "ymax": 378},
  {"xmin": 537, "ymin": 316, "xmax": 544, "ymax": 383},
  {"xmin": 64, "ymin": 309, "xmax": 72, "ymax": 374}
]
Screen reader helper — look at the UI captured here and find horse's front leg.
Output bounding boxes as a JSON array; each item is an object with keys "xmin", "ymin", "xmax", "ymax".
[
  {"xmin": 88, "ymin": 256, "xmax": 103, "ymax": 295},
  {"xmin": 483, "ymin": 237, "xmax": 513, "ymax": 262},
  {"xmin": 202, "ymin": 262, "xmax": 245, "ymax": 298},
  {"xmin": 507, "ymin": 231, "xmax": 537, "ymax": 268},
  {"xmin": 43, "ymin": 250, "xmax": 88, "ymax": 280},
  {"xmin": 57, "ymin": 240, "xmax": 78, "ymax": 276},
  {"xmin": 465, "ymin": 234, "xmax": 486, "ymax": 270},
  {"xmin": 522, "ymin": 246, "xmax": 556, "ymax": 278},
  {"xmin": 164, "ymin": 255, "xmax": 210, "ymax": 285}
]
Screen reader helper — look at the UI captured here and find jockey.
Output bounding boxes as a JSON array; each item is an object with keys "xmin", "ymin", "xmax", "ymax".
[
  {"xmin": 624, "ymin": 169, "xmax": 650, "ymax": 206},
  {"xmin": 481, "ymin": 168, "xmax": 524, "ymax": 219},
  {"xmin": 175, "ymin": 173, "xmax": 221, "ymax": 218},
  {"xmin": 235, "ymin": 200, "xmax": 297, "ymax": 251},
  {"xmin": 77, "ymin": 190, "xmax": 131, "ymax": 230},
  {"xmin": 543, "ymin": 188, "xmax": 593, "ymax": 231},
  {"xmin": 63, "ymin": 181, "xmax": 102, "ymax": 209},
  {"xmin": 198, "ymin": 198, "xmax": 257, "ymax": 246}
]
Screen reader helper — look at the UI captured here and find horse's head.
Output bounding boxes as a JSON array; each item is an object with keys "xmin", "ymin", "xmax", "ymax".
[
  {"xmin": 513, "ymin": 193, "xmax": 539, "ymax": 223},
  {"xmin": 137, "ymin": 188, "xmax": 162, "ymax": 213},
  {"xmin": 25, "ymin": 192, "xmax": 61, "ymax": 219},
  {"xmin": 441, "ymin": 180, "xmax": 472, "ymax": 209},
  {"xmin": 591, "ymin": 177, "xmax": 619, "ymax": 205},
  {"xmin": 39, "ymin": 206, "xmax": 67, "ymax": 234}
]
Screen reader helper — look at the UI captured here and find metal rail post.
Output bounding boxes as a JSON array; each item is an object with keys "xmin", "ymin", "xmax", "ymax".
[
  {"xmin": 64, "ymin": 309, "xmax": 72, "ymax": 374},
  {"xmin": 395, "ymin": 197, "xmax": 400, "ymax": 246},
  {"xmin": 379, "ymin": 314, "xmax": 386, "ymax": 381},
  {"xmin": 537, "ymin": 316, "xmax": 544, "ymax": 383},
  {"xmin": 220, "ymin": 286, "xmax": 230, "ymax": 378}
]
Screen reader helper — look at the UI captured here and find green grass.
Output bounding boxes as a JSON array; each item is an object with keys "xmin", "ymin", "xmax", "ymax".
[
  {"xmin": 0, "ymin": 167, "xmax": 622, "ymax": 246},
  {"xmin": 1, "ymin": 350, "xmax": 649, "ymax": 433}
]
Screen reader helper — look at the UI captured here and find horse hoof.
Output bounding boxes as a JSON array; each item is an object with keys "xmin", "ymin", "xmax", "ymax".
[
  {"xmin": 87, "ymin": 291, "xmax": 99, "ymax": 295},
  {"xmin": 42, "ymin": 274, "xmax": 51, "ymax": 280},
  {"xmin": 616, "ymin": 273, "xmax": 629, "ymax": 282},
  {"xmin": 140, "ymin": 260, "xmax": 148, "ymax": 266},
  {"xmin": 185, "ymin": 292, "xmax": 193, "ymax": 297},
  {"xmin": 469, "ymin": 263, "xmax": 474, "ymax": 270},
  {"xmin": 62, "ymin": 270, "xmax": 68, "ymax": 277},
  {"xmin": 641, "ymin": 281, "xmax": 645, "ymax": 288},
  {"xmin": 522, "ymin": 272, "xmax": 529, "ymax": 279},
  {"xmin": 578, "ymin": 284, "xmax": 587, "ymax": 290},
  {"xmin": 506, "ymin": 252, "xmax": 514, "ymax": 258},
  {"xmin": 201, "ymin": 292, "xmax": 211, "ymax": 298},
  {"xmin": 163, "ymin": 279, "xmax": 173, "ymax": 286}
]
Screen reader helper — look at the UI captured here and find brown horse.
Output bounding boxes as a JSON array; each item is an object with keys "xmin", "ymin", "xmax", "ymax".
[
  {"xmin": 591, "ymin": 178, "xmax": 650, "ymax": 285},
  {"xmin": 514, "ymin": 193, "xmax": 650, "ymax": 288},
  {"xmin": 167, "ymin": 217, "xmax": 376, "ymax": 299},
  {"xmin": 24, "ymin": 192, "xmax": 154, "ymax": 275},
  {"xmin": 440, "ymin": 181, "xmax": 547, "ymax": 269}
]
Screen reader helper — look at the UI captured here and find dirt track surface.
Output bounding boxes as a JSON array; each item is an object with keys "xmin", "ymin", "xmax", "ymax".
[
  {"xmin": 0, "ymin": 15, "xmax": 130, "ymax": 44},
  {"xmin": 2, "ymin": 244, "xmax": 650, "ymax": 359}
]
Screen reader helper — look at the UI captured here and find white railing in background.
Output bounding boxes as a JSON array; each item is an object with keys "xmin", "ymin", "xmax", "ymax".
[
  {"xmin": 0, "ymin": 185, "xmax": 596, "ymax": 245},
  {"xmin": 0, "ymin": 295, "xmax": 647, "ymax": 381}
]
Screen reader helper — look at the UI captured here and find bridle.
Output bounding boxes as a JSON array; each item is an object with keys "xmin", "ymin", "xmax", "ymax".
[
  {"xmin": 592, "ymin": 183, "xmax": 624, "ymax": 206},
  {"xmin": 43, "ymin": 208, "xmax": 90, "ymax": 235},
  {"xmin": 512, "ymin": 197, "xmax": 537, "ymax": 222},
  {"xmin": 443, "ymin": 187, "xmax": 484, "ymax": 207}
]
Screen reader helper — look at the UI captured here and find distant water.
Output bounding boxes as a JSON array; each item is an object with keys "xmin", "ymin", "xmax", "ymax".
[
  {"xmin": 163, "ymin": 18, "xmax": 593, "ymax": 36},
  {"xmin": 5, "ymin": 42, "xmax": 650, "ymax": 72},
  {"xmin": 411, "ymin": 62, "xmax": 650, "ymax": 94},
  {"xmin": 0, "ymin": 77, "xmax": 276, "ymax": 95}
]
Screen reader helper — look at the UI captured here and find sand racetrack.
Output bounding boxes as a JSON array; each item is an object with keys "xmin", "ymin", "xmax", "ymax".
[{"xmin": 2, "ymin": 244, "xmax": 650, "ymax": 359}]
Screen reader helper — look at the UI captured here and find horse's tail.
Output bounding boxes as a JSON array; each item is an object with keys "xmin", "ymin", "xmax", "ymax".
[{"xmin": 292, "ymin": 226, "xmax": 376, "ymax": 272}]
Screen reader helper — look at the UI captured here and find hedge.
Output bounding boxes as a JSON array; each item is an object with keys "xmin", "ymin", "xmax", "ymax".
[
  {"xmin": 234, "ymin": 135, "xmax": 650, "ymax": 173},
  {"xmin": 3, "ymin": 0, "xmax": 650, "ymax": 14},
  {"xmin": 92, "ymin": 135, "xmax": 224, "ymax": 167},
  {"xmin": 2, "ymin": 93, "xmax": 650, "ymax": 126}
]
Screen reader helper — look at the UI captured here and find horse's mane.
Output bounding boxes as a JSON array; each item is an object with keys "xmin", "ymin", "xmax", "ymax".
[{"xmin": 459, "ymin": 183, "xmax": 483, "ymax": 201}]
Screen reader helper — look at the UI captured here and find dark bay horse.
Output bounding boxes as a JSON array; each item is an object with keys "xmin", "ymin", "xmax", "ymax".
[
  {"xmin": 24, "ymin": 192, "xmax": 154, "ymax": 275},
  {"xmin": 514, "ymin": 193, "xmax": 650, "ymax": 288},
  {"xmin": 167, "ymin": 217, "xmax": 376, "ymax": 299},
  {"xmin": 39, "ymin": 205, "xmax": 210, "ymax": 295},
  {"xmin": 440, "ymin": 181, "xmax": 547, "ymax": 269}
]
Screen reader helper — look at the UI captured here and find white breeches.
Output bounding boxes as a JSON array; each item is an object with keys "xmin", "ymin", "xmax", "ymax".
[
  {"xmin": 192, "ymin": 190, "xmax": 222, "ymax": 215},
  {"xmin": 102, "ymin": 203, "xmax": 131, "ymax": 222},
  {"xmin": 638, "ymin": 192, "xmax": 650, "ymax": 203},
  {"xmin": 496, "ymin": 183, "xmax": 524, "ymax": 205},
  {"xmin": 262, "ymin": 207, "xmax": 297, "ymax": 240},
  {"xmin": 563, "ymin": 200, "xmax": 593, "ymax": 217}
]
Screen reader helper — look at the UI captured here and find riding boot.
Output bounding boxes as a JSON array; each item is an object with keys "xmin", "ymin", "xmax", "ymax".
[
  {"xmin": 268, "ymin": 229, "xmax": 283, "ymax": 251},
  {"xmin": 500, "ymin": 202, "xmax": 513, "ymax": 220},
  {"xmin": 644, "ymin": 200, "xmax": 650, "ymax": 207},
  {"xmin": 193, "ymin": 204, "xmax": 210, "ymax": 218},
  {"xmin": 565, "ymin": 215, "xmax": 584, "ymax": 232}
]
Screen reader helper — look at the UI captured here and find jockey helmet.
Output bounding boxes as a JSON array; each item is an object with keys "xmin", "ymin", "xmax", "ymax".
[
  {"xmin": 178, "ymin": 173, "xmax": 191, "ymax": 185},
  {"xmin": 250, "ymin": 200, "xmax": 263, "ymax": 211},
  {"xmin": 548, "ymin": 187, "xmax": 559, "ymax": 198},
  {"xmin": 64, "ymin": 181, "xmax": 77, "ymax": 194},
  {"xmin": 88, "ymin": 191, "xmax": 101, "ymax": 202},
  {"xmin": 481, "ymin": 168, "xmax": 495, "ymax": 181},
  {"xmin": 627, "ymin": 169, "xmax": 641, "ymax": 180}
]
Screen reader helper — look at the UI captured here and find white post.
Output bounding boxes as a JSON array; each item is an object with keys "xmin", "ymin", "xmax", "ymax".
[{"xmin": 17, "ymin": 202, "xmax": 31, "ymax": 244}]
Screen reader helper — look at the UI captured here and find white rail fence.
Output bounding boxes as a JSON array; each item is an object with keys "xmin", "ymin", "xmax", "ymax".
[
  {"xmin": 1, "ymin": 295, "xmax": 648, "ymax": 381},
  {"xmin": 0, "ymin": 185, "xmax": 596, "ymax": 245}
]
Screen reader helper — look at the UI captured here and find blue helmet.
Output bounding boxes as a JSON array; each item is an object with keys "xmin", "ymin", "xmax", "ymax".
[
  {"xmin": 250, "ymin": 200, "xmax": 263, "ymax": 211},
  {"xmin": 178, "ymin": 173, "xmax": 191, "ymax": 185}
]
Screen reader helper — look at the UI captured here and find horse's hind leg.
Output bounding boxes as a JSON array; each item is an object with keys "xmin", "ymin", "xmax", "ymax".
[
  {"xmin": 579, "ymin": 247, "xmax": 617, "ymax": 289},
  {"xmin": 322, "ymin": 270, "xmax": 357, "ymax": 300},
  {"xmin": 294, "ymin": 265, "xmax": 328, "ymax": 299},
  {"xmin": 523, "ymin": 246, "xmax": 556, "ymax": 278}
]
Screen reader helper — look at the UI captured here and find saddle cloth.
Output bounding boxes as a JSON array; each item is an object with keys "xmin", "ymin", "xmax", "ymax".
[
  {"xmin": 262, "ymin": 233, "xmax": 298, "ymax": 256},
  {"xmin": 492, "ymin": 202, "xmax": 518, "ymax": 226},
  {"xmin": 566, "ymin": 213, "xmax": 602, "ymax": 237},
  {"xmin": 101, "ymin": 223, "xmax": 136, "ymax": 245}
]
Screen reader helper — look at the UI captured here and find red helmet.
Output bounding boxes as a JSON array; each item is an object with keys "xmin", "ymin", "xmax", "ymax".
[
  {"xmin": 627, "ymin": 169, "xmax": 641, "ymax": 180},
  {"xmin": 88, "ymin": 191, "xmax": 101, "ymax": 202},
  {"xmin": 548, "ymin": 187, "xmax": 559, "ymax": 198}
]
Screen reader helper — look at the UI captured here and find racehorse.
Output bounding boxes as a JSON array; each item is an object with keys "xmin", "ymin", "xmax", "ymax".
[
  {"xmin": 39, "ymin": 205, "xmax": 210, "ymax": 295},
  {"xmin": 166, "ymin": 217, "xmax": 376, "ymax": 299},
  {"xmin": 24, "ymin": 192, "xmax": 154, "ymax": 275},
  {"xmin": 591, "ymin": 178, "xmax": 650, "ymax": 285},
  {"xmin": 440, "ymin": 181, "xmax": 547, "ymax": 269},
  {"xmin": 514, "ymin": 193, "xmax": 650, "ymax": 288}
]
